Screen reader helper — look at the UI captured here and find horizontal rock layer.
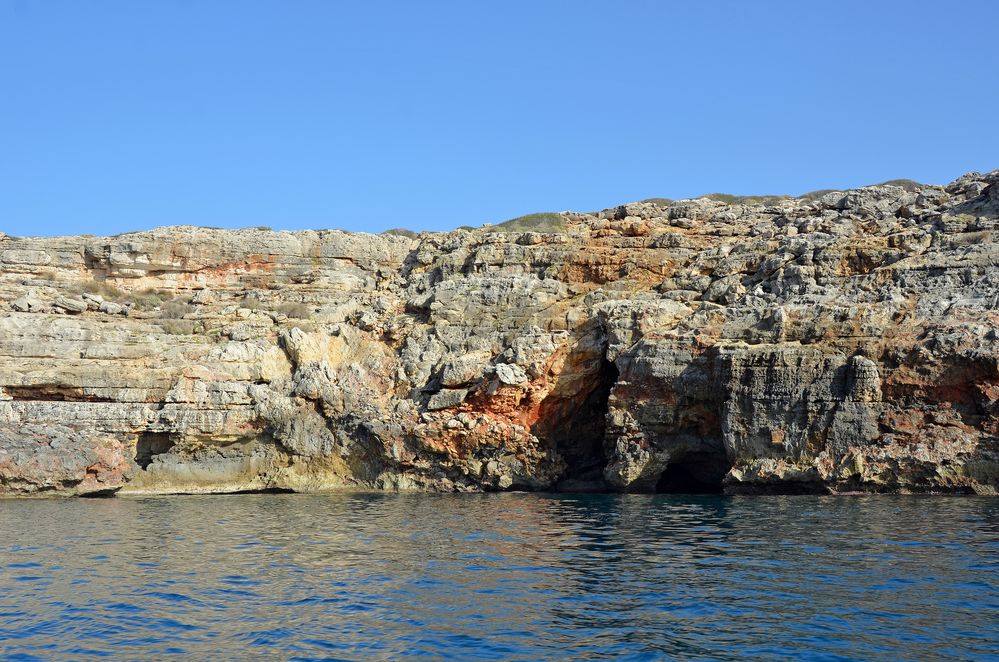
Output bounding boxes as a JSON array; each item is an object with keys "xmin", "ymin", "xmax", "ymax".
[{"xmin": 1, "ymin": 171, "xmax": 997, "ymax": 495}]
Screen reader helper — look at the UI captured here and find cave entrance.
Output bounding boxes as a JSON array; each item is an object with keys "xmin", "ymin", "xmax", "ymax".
[
  {"xmin": 655, "ymin": 451, "xmax": 731, "ymax": 494},
  {"xmin": 135, "ymin": 432, "xmax": 175, "ymax": 470},
  {"xmin": 534, "ymin": 357, "xmax": 618, "ymax": 492}
]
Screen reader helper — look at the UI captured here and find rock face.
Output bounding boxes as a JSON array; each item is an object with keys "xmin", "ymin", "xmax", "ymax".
[{"xmin": 1, "ymin": 171, "xmax": 998, "ymax": 496}]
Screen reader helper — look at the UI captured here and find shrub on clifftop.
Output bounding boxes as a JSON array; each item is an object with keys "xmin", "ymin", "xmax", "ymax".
[{"xmin": 493, "ymin": 212, "xmax": 566, "ymax": 233}]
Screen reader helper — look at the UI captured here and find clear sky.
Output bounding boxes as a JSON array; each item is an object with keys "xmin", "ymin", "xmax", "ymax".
[{"xmin": 2, "ymin": 0, "xmax": 997, "ymax": 236}]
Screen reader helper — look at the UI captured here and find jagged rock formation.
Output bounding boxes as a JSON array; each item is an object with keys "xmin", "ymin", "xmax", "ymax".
[{"xmin": 1, "ymin": 171, "xmax": 997, "ymax": 496}]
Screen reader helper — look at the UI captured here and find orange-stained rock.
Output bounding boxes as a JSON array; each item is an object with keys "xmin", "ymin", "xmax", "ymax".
[{"xmin": 1, "ymin": 170, "xmax": 998, "ymax": 495}]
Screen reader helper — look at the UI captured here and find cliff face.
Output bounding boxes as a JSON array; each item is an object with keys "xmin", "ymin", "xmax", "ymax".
[{"xmin": 1, "ymin": 171, "xmax": 997, "ymax": 496}]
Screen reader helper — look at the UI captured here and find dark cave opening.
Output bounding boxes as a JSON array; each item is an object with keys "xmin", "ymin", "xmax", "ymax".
[
  {"xmin": 655, "ymin": 451, "xmax": 731, "ymax": 494},
  {"xmin": 536, "ymin": 358, "xmax": 619, "ymax": 492},
  {"xmin": 135, "ymin": 432, "xmax": 175, "ymax": 470}
]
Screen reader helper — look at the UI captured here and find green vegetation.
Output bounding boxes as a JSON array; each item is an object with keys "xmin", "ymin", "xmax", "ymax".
[
  {"xmin": 641, "ymin": 197, "xmax": 674, "ymax": 207},
  {"xmin": 492, "ymin": 212, "xmax": 566, "ymax": 233},
  {"xmin": 702, "ymin": 193, "xmax": 791, "ymax": 206},
  {"xmin": 129, "ymin": 288, "xmax": 171, "ymax": 310}
]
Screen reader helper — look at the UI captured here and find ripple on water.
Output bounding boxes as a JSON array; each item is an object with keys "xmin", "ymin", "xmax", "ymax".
[{"xmin": 0, "ymin": 493, "xmax": 996, "ymax": 660}]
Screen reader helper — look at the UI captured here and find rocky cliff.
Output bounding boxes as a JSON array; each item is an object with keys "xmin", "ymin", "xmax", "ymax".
[{"xmin": 2, "ymin": 171, "xmax": 997, "ymax": 496}]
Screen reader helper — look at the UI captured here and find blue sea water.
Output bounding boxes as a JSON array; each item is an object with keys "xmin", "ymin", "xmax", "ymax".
[{"xmin": 0, "ymin": 493, "xmax": 996, "ymax": 660}]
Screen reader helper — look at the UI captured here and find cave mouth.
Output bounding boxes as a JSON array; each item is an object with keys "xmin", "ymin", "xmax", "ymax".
[
  {"xmin": 656, "ymin": 451, "xmax": 731, "ymax": 494},
  {"xmin": 535, "ymin": 357, "xmax": 619, "ymax": 493},
  {"xmin": 135, "ymin": 432, "xmax": 175, "ymax": 470}
]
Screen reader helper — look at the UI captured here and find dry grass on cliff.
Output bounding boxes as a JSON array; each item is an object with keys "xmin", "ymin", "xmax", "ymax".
[
  {"xmin": 492, "ymin": 212, "xmax": 566, "ymax": 233},
  {"xmin": 797, "ymin": 178, "xmax": 924, "ymax": 202},
  {"xmin": 276, "ymin": 302, "xmax": 312, "ymax": 318},
  {"xmin": 129, "ymin": 289, "xmax": 171, "ymax": 310},
  {"xmin": 239, "ymin": 295, "xmax": 266, "ymax": 310},
  {"xmin": 702, "ymin": 193, "xmax": 791, "ymax": 205},
  {"xmin": 67, "ymin": 280, "xmax": 127, "ymax": 300},
  {"xmin": 159, "ymin": 299, "xmax": 195, "ymax": 319},
  {"xmin": 159, "ymin": 319, "xmax": 197, "ymax": 335},
  {"xmin": 238, "ymin": 295, "xmax": 312, "ymax": 318},
  {"xmin": 382, "ymin": 228, "xmax": 419, "ymax": 239},
  {"xmin": 641, "ymin": 197, "xmax": 674, "ymax": 207},
  {"xmin": 64, "ymin": 281, "xmax": 183, "ymax": 314}
]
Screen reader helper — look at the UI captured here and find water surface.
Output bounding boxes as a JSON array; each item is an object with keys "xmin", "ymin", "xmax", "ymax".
[{"xmin": 0, "ymin": 494, "xmax": 996, "ymax": 660}]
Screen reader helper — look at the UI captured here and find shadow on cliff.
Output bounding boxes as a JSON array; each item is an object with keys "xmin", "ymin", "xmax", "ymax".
[
  {"xmin": 531, "ymin": 323, "xmax": 618, "ymax": 492},
  {"xmin": 655, "ymin": 451, "xmax": 729, "ymax": 494}
]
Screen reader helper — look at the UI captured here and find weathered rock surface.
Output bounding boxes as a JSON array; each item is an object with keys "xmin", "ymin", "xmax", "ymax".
[{"xmin": 1, "ymin": 171, "xmax": 998, "ymax": 496}]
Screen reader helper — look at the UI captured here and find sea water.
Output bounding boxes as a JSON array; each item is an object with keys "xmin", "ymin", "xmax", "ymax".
[{"xmin": 0, "ymin": 493, "xmax": 996, "ymax": 660}]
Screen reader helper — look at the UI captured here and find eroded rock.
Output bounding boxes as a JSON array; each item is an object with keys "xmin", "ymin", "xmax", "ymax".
[{"xmin": 0, "ymin": 171, "xmax": 997, "ymax": 495}]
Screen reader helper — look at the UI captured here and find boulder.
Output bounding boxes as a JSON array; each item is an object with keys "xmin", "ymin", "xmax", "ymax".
[{"xmin": 53, "ymin": 296, "xmax": 88, "ymax": 313}]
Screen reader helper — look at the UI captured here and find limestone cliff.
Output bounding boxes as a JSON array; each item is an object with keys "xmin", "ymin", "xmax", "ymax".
[{"xmin": 1, "ymin": 171, "xmax": 997, "ymax": 496}]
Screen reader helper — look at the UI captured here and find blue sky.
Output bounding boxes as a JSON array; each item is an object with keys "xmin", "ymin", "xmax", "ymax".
[{"xmin": 2, "ymin": 0, "xmax": 997, "ymax": 236}]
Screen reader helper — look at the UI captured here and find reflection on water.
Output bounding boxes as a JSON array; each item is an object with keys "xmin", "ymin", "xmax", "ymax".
[{"xmin": 0, "ymin": 494, "xmax": 996, "ymax": 659}]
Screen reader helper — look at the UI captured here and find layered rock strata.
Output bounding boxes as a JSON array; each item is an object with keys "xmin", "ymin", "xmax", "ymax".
[{"xmin": 1, "ymin": 171, "xmax": 997, "ymax": 495}]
